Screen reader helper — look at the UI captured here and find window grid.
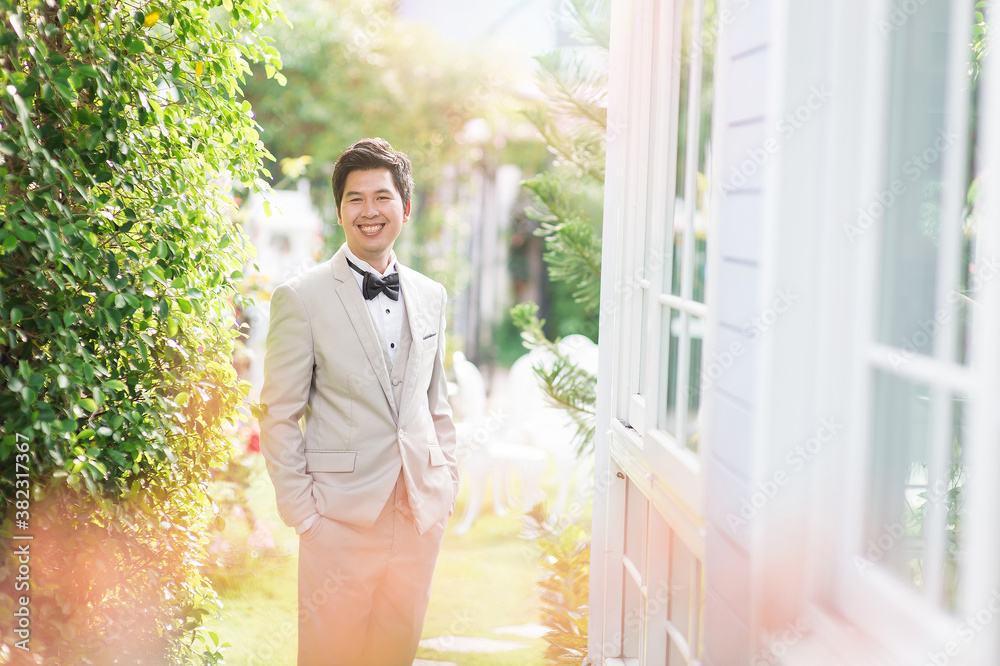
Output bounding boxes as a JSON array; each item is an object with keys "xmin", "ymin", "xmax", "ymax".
[
  {"xmin": 668, "ymin": 0, "xmax": 708, "ymax": 451},
  {"xmin": 626, "ymin": 0, "xmax": 657, "ymax": 431},
  {"xmin": 607, "ymin": 0, "xmax": 714, "ymax": 662},
  {"xmin": 861, "ymin": 0, "xmax": 975, "ymax": 612}
]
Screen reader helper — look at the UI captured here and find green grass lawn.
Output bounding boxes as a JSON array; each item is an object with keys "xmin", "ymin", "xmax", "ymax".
[{"xmin": 203, "ymin": 455, "xmax": 564, "ymax": 665}]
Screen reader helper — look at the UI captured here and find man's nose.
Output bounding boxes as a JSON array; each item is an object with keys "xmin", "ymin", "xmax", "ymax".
[{"xmin": 363, "ymin": 200, "xmax": 379, "ymax": 217}]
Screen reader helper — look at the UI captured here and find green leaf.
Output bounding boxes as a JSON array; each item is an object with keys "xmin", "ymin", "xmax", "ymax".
[
  {"xmin": 13, "ymin": 226, "xmax": 37, "ymax": 242},
  {"xmin": 127, "ymin": 36, "xmax": 145, "ymax": 55}
]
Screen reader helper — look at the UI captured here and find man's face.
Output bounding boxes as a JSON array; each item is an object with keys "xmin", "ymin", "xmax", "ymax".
[{"xmin": 337, "ymin": 168, "xmax": 410, "ymax": 272}]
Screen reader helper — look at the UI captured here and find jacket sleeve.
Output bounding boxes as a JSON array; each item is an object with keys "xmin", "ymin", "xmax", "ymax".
[
  {"xmin": 259, "ymin": 283, "xmax": 317, "ymax": 528},
  {"xmin": 428, "ymin": 283, "xmax": 459, "ymax": 504}
]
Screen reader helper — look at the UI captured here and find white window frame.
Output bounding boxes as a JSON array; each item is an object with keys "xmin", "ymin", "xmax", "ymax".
[
  {"xmin": 818, "ymin": 0, "xmax": 1000, "ymax": 662},
  {"xmin": 616, "ymin": 0, "xmax": 714, "ymax": 523},
  {"xmin": 592, "ymin": 0, "xmax": 721, "ymax": 664}
]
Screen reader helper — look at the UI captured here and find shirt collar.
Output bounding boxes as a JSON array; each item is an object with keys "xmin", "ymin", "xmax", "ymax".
[{"xmin": 342, "ymin": 243, "xmax": 397, "ymax": 278}]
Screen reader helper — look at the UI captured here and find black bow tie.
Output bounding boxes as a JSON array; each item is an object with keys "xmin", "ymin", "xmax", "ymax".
[{"xmin": 346, "ymin": 258, "xmax": 400, "ymax": 301}]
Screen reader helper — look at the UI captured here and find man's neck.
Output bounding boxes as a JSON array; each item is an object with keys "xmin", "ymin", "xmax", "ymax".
[{"xmin": 344, "ymin": 245, "xmax": 395, "ymax": 275}]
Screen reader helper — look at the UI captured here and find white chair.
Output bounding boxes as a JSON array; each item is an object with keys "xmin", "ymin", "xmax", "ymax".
[
  {"xmin": 505, "ymin": 337, "xmax": 597, "ymax": 519},
  {"xmin": 450, "ymin": 351, "xmax": 547, "ymax": 535}
]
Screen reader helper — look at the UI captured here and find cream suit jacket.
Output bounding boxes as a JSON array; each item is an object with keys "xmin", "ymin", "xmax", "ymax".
[{"xmin": 259, "ymin": 246, "xmax": 458, "ymax": 535}]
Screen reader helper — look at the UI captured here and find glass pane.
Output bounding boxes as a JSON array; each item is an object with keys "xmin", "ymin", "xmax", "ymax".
[
  {"xmin": 693, "ymin": 0, "xmax": 715, "ymax": 305},
  {"xmin": 865, "ymin": 371, "xmax": 966, "ymax": 609},
  {"xmin": 875, "ymin": 0, "xmax": 950, "ymax": 354},
  {"xmin": 959, "ymin": 11, "xmax": 987, "ymax": 365},
  {"xmin": 684, "ymin": 315, "xmax": 705, "ymax": 453},
  {"xmin": 670, "ymin": 220, "xmax": 684, "ymax": 297},
  {"xmin": 666, "ymin": 0, "xmax": 715, "ymax": 301},
  {"xmin": 674, "ymin": 0, "xmax": 693, "ymax": 200},
  {"xmin": 660, "ymin": 307, "xmax": 680, "ymax": 436},
  {"xmin": 866, "ymin": 371, "xmax": 931, "ymax": 594},
  {"xmin": 638, "ymin": 290, "xmax": 650, "ymax": 394},
  {"xmin": 659, "ymin": 309, "xmax": 703, "ymax": 452},
  {"xmin": 667, "ymin": 0, "xmax": 693, "ymax": 298},
  {"xmin": 943, "ymin": 396, "xmax": 964, "ymax": 608}
]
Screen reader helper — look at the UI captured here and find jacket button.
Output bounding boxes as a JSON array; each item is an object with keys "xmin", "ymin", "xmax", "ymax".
[
  {"xmin": 392, "ymin": 378, "xmax": 401, "ymax": 386},
  {"xmin": 398, "ymin": 429, "xmax": 405, "ymax": 438}
]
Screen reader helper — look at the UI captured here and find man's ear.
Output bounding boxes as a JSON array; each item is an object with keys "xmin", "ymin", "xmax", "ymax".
[
  {"xmin": 335, "ymin": 205, "xmax": 343, "ymax": 225},
  {"xmin": 403, "ymin": 199, "xmax": 412, "ymax": 223}
]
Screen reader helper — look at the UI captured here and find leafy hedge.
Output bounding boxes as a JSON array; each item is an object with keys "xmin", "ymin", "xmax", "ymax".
[{"xmin": 0, "ymin": 0, "xmax": 282, "ymax": 661}]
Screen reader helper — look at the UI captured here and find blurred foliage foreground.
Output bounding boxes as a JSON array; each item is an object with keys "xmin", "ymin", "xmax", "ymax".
[{"xmin": 0, "ymin": 0, "xmax": 283, "ymax": 662}]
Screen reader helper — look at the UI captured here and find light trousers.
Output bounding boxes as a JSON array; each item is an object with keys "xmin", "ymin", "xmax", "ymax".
[{"xmin": 296, "ymin": 474, "xmax": 446, "ymax": 666}]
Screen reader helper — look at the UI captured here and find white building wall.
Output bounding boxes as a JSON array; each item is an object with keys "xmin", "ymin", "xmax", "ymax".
[
  {"xmin": 701, "ymin": 0, "xmax": 774, "ymax": 662},
  {"xmin": 596, "ymin": 0, "xmax": 1000, "ymax": 665}
]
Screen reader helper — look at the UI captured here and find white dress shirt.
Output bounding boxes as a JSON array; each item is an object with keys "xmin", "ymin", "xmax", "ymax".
[{"xmin": 343, "ymin": 244, "xmax": 405, "ymax": 367}]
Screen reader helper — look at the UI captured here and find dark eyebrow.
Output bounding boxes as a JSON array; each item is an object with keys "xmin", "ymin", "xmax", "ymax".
[{"xmin": 345, "ymin": 188, "xmax": 395, "ymax": 197}]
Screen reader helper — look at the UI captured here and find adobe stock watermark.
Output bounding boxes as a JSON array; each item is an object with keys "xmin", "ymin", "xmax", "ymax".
[
  {"xmin": 715, "ymin": 85, "xmax": 833, "ymax": 200},
  {"xmin": 885, "ymin": 255, "xmax": 1000, "ymax": 370},
  {"xmin": 842, "ymin": 126, "xmax": 959, "ymax": 243},
  {"xmin": 726, "ymin": 417, "xmax": 844, "ymax": 536},
  {"xmin": 417, "ymin": 610, "xmax": 476, "ymax": 652},
  {"xmin": 877, "ymin": 0, "xmax": 932, "ymax": 38},
  {"xmin": 921, "ymin": 589, "xmax": 1000, "ymax": 666},
  {"xmin": 588, "ymin": 580, "xmax": 683, "ymax": 660},
  {"xmin": 752, "ymin": 617, "xmax": 810, "ymax": 665},
  {"xmin": 685, "ymin": 0, "xmax": 755, "ymax": 64},
  {"xmin": 701, "ymin": 288, "xmax": 799, "ymax": 391},
  {"xmin": 854, "ymin": 474, "xmax": 959, "ymax": 575},
  {"xmin": 246, "ymin": 565, "xmax": 351, "ymax": 663}
]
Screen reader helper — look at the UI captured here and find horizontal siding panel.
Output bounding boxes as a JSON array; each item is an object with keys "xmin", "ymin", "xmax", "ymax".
[
  {"xmin": 704, "ymin": 388, "xmax": 755, "ymax": 474},
  {"xmin": 716, "ymin": 259, "xmax": 760, "ymax": 330},
  {"xmin": 719, "ymin": 118, "xmax": 769, "ymax": 192},
  {"xmin": 724, "ymin": 49, "xmax": 769, "ymax": 123},
  {"xmin": 706, "ymin": 324, "xmax": 758, "ymax": 408},
  {"xmin": 705, "ymin": 454, "xmax": 752, "ymax": 552},
  {"xmin": 706, "ymin": 524, "xmax": 752, "ymax": 627},
  {"xmin": 720, "ymin": 0, "xmax": 770, "ymax": 61},
  {"xmin": 717, "ymin": 191, "xmax": 764, "ymax": 262}
]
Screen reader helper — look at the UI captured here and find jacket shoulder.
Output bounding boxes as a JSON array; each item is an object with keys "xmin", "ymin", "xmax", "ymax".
[
  {"xmin": 400, "ymin": 265, "xmax": 446, "ymax": 299},
  {"xmin": 276, "ymin": 258, "xmax": 337, "ymax": 294}
]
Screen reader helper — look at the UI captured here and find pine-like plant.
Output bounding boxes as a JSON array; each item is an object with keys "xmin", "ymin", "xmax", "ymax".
[
  {"xmin": 512, "ymin": 0, "xmax": 608, "ymax": 456},
  {"xmin": 514, "ymin": 1, "xmax": 608, "ymax": 663}
]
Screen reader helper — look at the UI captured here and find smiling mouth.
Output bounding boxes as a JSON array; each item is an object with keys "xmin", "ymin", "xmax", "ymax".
[{"xmin": 357, "ymin": 223, "xmax": 385, "ymax": 235}]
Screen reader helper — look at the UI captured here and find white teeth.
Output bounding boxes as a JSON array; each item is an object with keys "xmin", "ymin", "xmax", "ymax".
[{"xmin": 359, "ymin": 224, "xmax": 383, "ymax": 233}]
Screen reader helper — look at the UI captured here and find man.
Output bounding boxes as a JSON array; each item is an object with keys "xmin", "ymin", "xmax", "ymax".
[{"xmin": 259, "ymin": 138, "xmax": 458, "ymax": 665}]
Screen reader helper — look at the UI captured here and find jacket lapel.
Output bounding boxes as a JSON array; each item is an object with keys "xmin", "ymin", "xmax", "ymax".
[
  {"xmin": 331, "ymin": 248, "xmax": 398, "ymax": 421},
  {"xmin": 397, "ymin": 265, "xmax": 431, "ymax": 421}
]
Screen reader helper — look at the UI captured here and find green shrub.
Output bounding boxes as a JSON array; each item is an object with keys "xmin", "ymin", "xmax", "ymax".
[{"xmin": 0, "ymin": 0, "xmax": 282, "ymax": 661}]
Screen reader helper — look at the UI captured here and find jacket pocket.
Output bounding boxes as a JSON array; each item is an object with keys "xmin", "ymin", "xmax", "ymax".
[
  {"xmin": 304, "ymin": 450, "xmax": 357, "ymax": 473},
  {"xmin": 428, "ymin": 445, "xmax": 448, "ymax": 467}
]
